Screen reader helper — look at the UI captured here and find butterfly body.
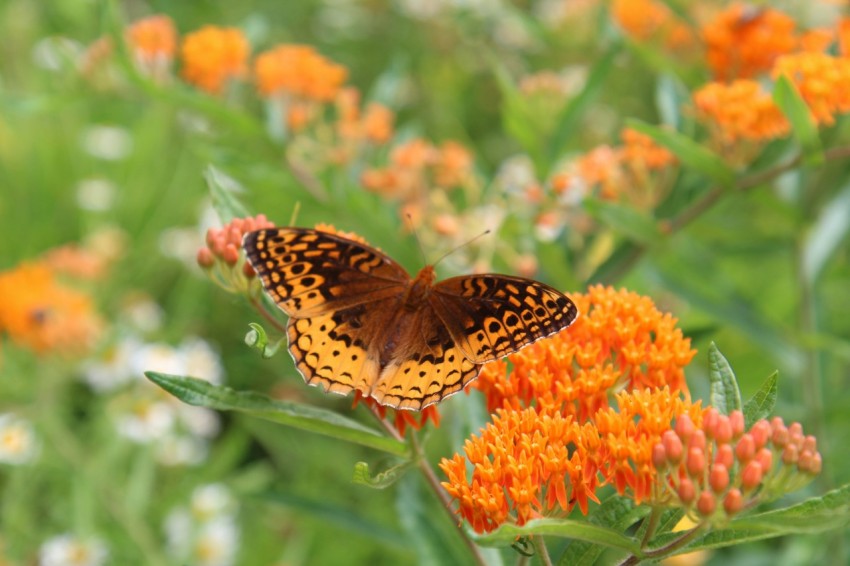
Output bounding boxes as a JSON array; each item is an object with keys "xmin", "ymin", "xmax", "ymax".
[{"xmin": 243, "ymin": 227, "xmax": 578, "ymax": 410}]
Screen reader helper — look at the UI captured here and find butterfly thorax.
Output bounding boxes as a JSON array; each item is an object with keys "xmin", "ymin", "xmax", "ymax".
[{"xmin": 402, "ymin": 265, "xmax": 436, "ymax": 310}]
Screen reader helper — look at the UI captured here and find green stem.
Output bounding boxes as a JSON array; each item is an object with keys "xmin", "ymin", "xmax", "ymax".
[
  {"xmin": 639, "ymin": 506, "xmax": 662, "ymax": 547},
  {"xmin": 532, "ymin": 534, "xmax": 553, "ymax": 566}
]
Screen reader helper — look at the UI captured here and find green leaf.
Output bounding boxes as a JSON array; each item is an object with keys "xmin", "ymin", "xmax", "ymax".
[
  {"xmin": 260, "ymin": 490, "xmax": 407, "ymax": 550},
  {"xmin": 708, "ymin": 342, "xmax": 742, "ymax": 415},
  {"xmin": 145, "ymin": 372, "xmax": 408, "ymax": 457},
  {"xmin": 352, "ymin": 460, "xmax": 413, "ymax": 489},
  {"xmin": 558, "ymin": 496, "xmax": 648, "ymax": 566},
  {"xmin": 801, "ymin": 184, "xmax": 850, "ymax": 284},
  {"xmin": 205, "ymin": 165, "xmax": 250, "ymax": 222},
  {"xmin": 494, "ymin": 65, "xmax": 543, "ymax": 174},
  {"xmin": 548, "ymin": 43, "xmax": 620, "ymax": 163},
  {"xmin": 626, "ymin": 120, "xmax": 736, "ymax": 187},
  {"xmin": 773, "ymin": 75, "xmax": 823, "ymax": 165},
  {"xmin": 657, "ymin": 484, "xmax": 850, "ymax": 555},
  {"xmin": 584, "ymin": 200, "xmax": 661, "ymax": 244},
  {"xmin": 245, "ymin": 322, "xmax": 286, "ymax": 359},
  {"xmin": 743, "ymin": 371, "xmax": 778, "ymax": 428},
  {"xmin": 655, "ymin": 73, "xmax": 690, "ymax": 131},
  {"xmin": 474, "ymin": 518, "xmax": 640, "ymax": 554}
]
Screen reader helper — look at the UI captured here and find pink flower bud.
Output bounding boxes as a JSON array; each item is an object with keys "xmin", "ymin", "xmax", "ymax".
[
  {"xmin": 736, "ymin": 433, "xmax": 755, "ymax": 463},
  {"xmin": 243, "ymin": 261, "xmax": 257, "ymax": 278},
  {"xmin": 714, "ymin": 415, "xmax": 733, "ymax": 444},
  {"xmin": 803, "ymin": 435, "xmax": 818, "ymax": 454},
  {"xmin": 653, "ymin": 443, "xmax": 667, "ymax": 469},
  {"xmin": 751, "ymin": 420, "xmax": 771, "ymax": 448},
  {"xmin": 782, "ymin": 444, "xmax": 799, "ymax": 465},
  {"xmin": 196, "ymin": 247, "xmax": 215, "ymax": 268},
  {"xmin": 676, "ymin": 414, "xmax": 695, "ymax": 442},
  {"xmin": 662, "ymin": 430, "xmax": 683, "ymax": 463},
  {"xmin": 730, "ymin": 410, "xmax": 745, "ymax": 438},
  {"xmin": 223, "ymin": 243, "xmax": 240, "ymax": 266},
  {"xmin": 703, "ymin": 408, "xmax": 719, "ymax": 438},
  {"xmin": 723, "ymin": 488, "xmax": 743, "ymax": 515},
  {"xmin": 715, "ymin": 444, "xmax": 734, "ymax": 470},
  {"xmin": 741, "ymin": 461, "xmax": 763, "ymax": 491},
  {"xmin": 697, "ymin": 492, "xmax": 716, "ymax": 517},
  {"xmin": 678, "ymin": 478, "xmax": 696, "ymax": 504},
  {"xmin": 687, "ymin": 446, "xmax": 706, "ymax": 476},
  {"xmin": 690, "ymin": 430, "xmax": 707, "ymax": 451},
  {"xmin": 755, "ymin": 448, "xmax": 773, "ymax": 473},
  {"xmin": 710, "ymin": 463, "xmax": 730, "ymax": 493},
  {"xmin": 771, "ymin": 422, "xmax": 789, "ymax": 448}
]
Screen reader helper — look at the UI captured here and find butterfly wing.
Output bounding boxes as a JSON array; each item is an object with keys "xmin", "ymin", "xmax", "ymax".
[
  {"xmin": 369, "ymin": 306, "xmax": 480, "ymax": 411},
  {"xmin": 243, "ymin": 227, "xmax": 410, "ymax": 318},
  {"xmin": 430, "ymin": 274, "xmax": 578, "ymax": 363}
]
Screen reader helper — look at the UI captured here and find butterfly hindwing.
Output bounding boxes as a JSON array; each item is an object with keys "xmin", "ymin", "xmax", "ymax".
[
  {"xmin": 431, "ymin": 274, "xmax": 578, "ymax": 363},
  {"xmin": 243, "ymin": 228, "xmax": 409, "ymax": 318}
]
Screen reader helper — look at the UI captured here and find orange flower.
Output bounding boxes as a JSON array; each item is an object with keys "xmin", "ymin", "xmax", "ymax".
[
  {"xmin": 576, "ymin": 145, "xmax": 622, "ymax": 200},
  {"xmin": 439, "ymin": 407, "xmax": 600, "ymax": 533},
  {"xmin": 254, "ymin": 44, "xmax": 348, "ymax": 102},
  {"xmin": 180, "ymin": 26, "xmax": 250, "ymax": 94},
  {"xmin": 620, "ymin": 127, "xmax": 676, "ymax": 170},
  {"xmin": 361, "ymin": 103, "xmax": 394, "ymax": 144},
  {"xmin": 611, "ymin": 0, "xmax": 671, "ymax": 40},
  {"xmin": 839, "ymin": 17, "xmax": 850, "ymax": 57},
  {"xmin": 126, "ymin": 14, "xmax": 177, "ymax": 63},
  {"xmin": 772, "ymin": 52, "xmax": 850, "ymax": 126},
  {"xmin": 433, "ymin": 141, "xmax": 473, "ymax": 188},
  {"xmin": 0, "ymin": 262, "xmax": 102, "ymax": 355},
  {"xmin": 693, "ymin": 80, "xmax": 790, "ymax": 142},
  {"xmin": 198, "ymin": 214, "xmax": 275, "ymax": 288},
  {"xmin": 42, "ymin": 244, "xmax": 107, "ymax": 280},
  {"xmin": 594, "ymin": 388, "xmax": 703, "ymax": 503},
  {"xmin": 475, "ymin": 286, "xmax": 696, "ymax": 416},
  {"xmin": 702, "ymin": 4, "xmax": 797, "ymax": 80}
]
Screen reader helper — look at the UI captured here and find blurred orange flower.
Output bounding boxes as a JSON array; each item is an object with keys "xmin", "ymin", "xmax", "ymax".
[
  {"xmin": 703, "ymin": 4, "xmax": 797, "ymax": 81},
  {"xmin": 254, "ymin": 44, "xmax": 348, "ymax": 102},
  {"xmin": 772, "ymin": 52, "xmax": 850, "ymax": 126},
  {"xmin": 620, "ymin": 128, "xmax": 675, "ymax": 170},
  {"xmin": 693, "ymin": 80, "xmax": 790, "ymax": 142},
  {"xmin": 611, "ymin": 0, "xmax": 671, "ymax": 40},
  {"xmin": 0, "ymin": 262, "xmax": 102, "ymax": 355},
  {"xmin": 180, "ymin": 26, "xmax": 250, "ymax": 94},
  {"xmin": 126, "ymin": 14, "xmax": 177, "ymax": 64}
]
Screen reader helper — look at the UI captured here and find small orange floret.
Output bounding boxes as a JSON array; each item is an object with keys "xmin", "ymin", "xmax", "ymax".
[
  {"xmin": 611, "ymin": 0, "xmax": 671, "ymax": 40},
  {"xmin": 702, "ymin": 4, "xmax": 797, "ymax": 81},
  {"xmin": 180, "ymin": 26, "xmax": 250, "ymax": 94},
  {"xmin": 772, "ymin": 52, "xmax": 850, "ymax": 126},
  {"xmin": 254, "ymin": 44, "xmax": 348, "ymax": 102},
  {"xmin": 126, "ymin": 14, "xmax": 177, "ymax": 62},
  {"xmin": 693, "ymin": 80, "xmax": 790, "ymax": 143}
]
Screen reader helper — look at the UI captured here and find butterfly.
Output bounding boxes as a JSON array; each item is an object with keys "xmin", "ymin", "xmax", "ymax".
[{"xmin": 243, "ymin": 227, "xmax": 578, "ymax": 410}]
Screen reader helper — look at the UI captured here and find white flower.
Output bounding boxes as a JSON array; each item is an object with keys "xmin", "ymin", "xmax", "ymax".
[
  {"xmin": 191, "ymin": 484, "xmax": 234, "ymax": 521},
  {"xmin": 155, "ymin": 434, "xmax": 209, "ymax": 467},
  {"xmin": 121, "ymin": 297, "xmax": 164, "ymax": 334},
  {"xmin": 80, "ymin": 336, "xmax": 142, "ymax": 393},
  {"xmin": 193, "ymin": 516, "xmax": 239, "ymax": 566},
  {"xmin": 75, "ymin": 178, "xmax": 115, "ymax": 212},
  {"xmin": 32, "ymin": 37, "xmax": 83, "ymax": 71},
  {"xmin": 177, "ymin": 405, "xmax": 221, "ymax": 439},
  {"xmin": 131, "ymin": 342, "xmax": 185, "ymax": 378},
  {"xmin": 115, "ymin": 400, "xmax": 175, "ymax": 443},
  {"xmin": 39, "ymin": 534, "xmax": 108, "ymax": 566},
  {"xmin": 0, "ymin": 414, "xmax": 38, "ymax": 465},
  {"xmin": 181, "ymin": 338, "xmax": 224, "ymax": 384},
  {"xmin": 81, "ymin": 125, "xmax": 133, "ymax": 161}
]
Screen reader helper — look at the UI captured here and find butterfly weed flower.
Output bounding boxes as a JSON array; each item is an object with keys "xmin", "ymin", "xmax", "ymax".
[
  {"xmin": 475, "ymin": 285, "xmax": 695, "ymax": 416},
  {"xmin": 702, "ymin": 4, "xmax": 797, "ymax": 81},
  {"xmin": 772, "ymin": 52, "xmax": 850, "ymax": 127},
  {"xmin": 693, "ymin": 80, "xmax": 790, "ymax": 146},
  {"xmin": 180, "ymin": 26, "xmax": 250, "ymax": 94},
  {"xmin": 651, "ymin": 410, "xmax": 822, "ymax": 522},
  {"xmin": 0, "ymin": 262, "xmax": 103, "ymax": 356},
  {"xmin": 126, "ymin": 14, "xmax": 177, "ymax": 81},
  {"xmin": 254, "ymin": 44, "xmax": 348, "ymax": 103},
  {"xmin": 197, "ymin": 214, "xmax": 275, "ymax": 293}
]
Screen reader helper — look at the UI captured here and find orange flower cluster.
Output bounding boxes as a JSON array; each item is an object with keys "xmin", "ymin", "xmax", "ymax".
[
  {"xmin": 180, "ymin": 26, "xmax": 250, "ymax": 94},
  {"xmin": 361, "ymin": 139, "xmax": 474, "ymax": 201},
  {"xmin": 611, "ymin": 0, "xmax": 697, "ymax": 52},
  {"xmin": 652, "ymin": 410, "xmax": 822, "ymax": 520},
  {"xmin": 254, "ymin": 44, "xmax": 348, "ymax": 102},
  {"xmin": 703, "ymin": 4, "xmax": 797, "ymax": 81},
  {"xmin": 0, "ymin": 262, "xmax": 103, "ymax": 355},
  {"xmin": 475, "ymin": 286, "xmax": 696, "ymax": 416},
  {"xmin": 354, "ymin": 392, "xmax": 440, "ymax": 437},
  {"xmin": 440, "ymin": 407, "xmax": 600, "ymax": 533},
  {"xmin": 773, "ymin": 52, "xmax": 850, "ymax": 126},
  {"xmin": 198, "ymin": 214, "xmax": 275, "ymax": 288},
  {"xmin": 693, "ymin": 80, "xmax": 790, "ymax": 143},
  {"xmin": 126, "ymin": 14, "xmax": 177, "ymax": 65}
]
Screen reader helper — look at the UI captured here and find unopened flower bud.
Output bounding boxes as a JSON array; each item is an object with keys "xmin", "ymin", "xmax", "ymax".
[
  {"xmin": 710, "ymin": 463, "xmax": 730, "ymax": 493},
  {"xmin": 723, "ymin": 488, "xmax": 743, "ymax": 515},
  {"xmin": 697, "ymin": 492, "xmax": 716, "ymax": 517},
  {"xmin": 736, "ymin": 433, "xmax": 755, "ymax": 463},
  {"xmin": 741, "ymin": 461, "xmax": 763, "ymax": 491},
  {"xmin": 662, "ymin": 430, "xmax": 683, "ymax": 463}
]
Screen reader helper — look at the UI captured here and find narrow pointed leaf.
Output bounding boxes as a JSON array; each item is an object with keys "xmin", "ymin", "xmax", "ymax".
[
  {"xmin": 145, "ymin": 372, "xmax": 408, "ymax": 457},
  {"xmin": 559, "ymin": 496, "xmax": 648, "ymax": 566},
  {"xmin": 626, "ymin": 120, "xmax": 735, "ymax": 187},
  {"xmin": 205, "ymin": 165, "xmax": 250, "ymax": 222},
  {"xmin": 584, "ymin": 200, "xmax": 660, "ymax": 244},
  {"xmin": 773, "ymin": 75, "xmax": 823, "ymax": 165},
  {"xmin": 743, "ymin": 371, "xmax": 778, "ymax": 428},
  {"xmin": 474, "ymin": 518, "xmax": 640, "ymax": 554},
  {"xmin": 708, "ymin": 343, "xmax": 742, "ymax": 415},
  {"xmin": 801, "ymin": 184, "xmax": 850, "ymax": 284}
]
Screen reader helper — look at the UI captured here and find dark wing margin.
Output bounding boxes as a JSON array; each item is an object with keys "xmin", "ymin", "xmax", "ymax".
[
  {"xmin": 430, "ymin": 274, "xmax": 578, "ymax": 363},
  {"xmin": 243, "ymin": 227, "xmax": 409, "ymax": 318}
]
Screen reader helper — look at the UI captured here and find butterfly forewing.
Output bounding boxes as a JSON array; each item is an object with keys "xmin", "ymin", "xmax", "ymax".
[
  {"xmin": 430, "ymin": 274, "xmax": 578, "ymax": 364},
  {"xmin": 243, "ymin": 228, "xmax": 409, "ymax": 318}
]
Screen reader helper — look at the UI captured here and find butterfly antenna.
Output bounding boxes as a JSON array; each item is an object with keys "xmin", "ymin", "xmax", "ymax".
[
  {"xmin": 405, "ymin": 213, "xmax": 429, "ymax": 266},
  {"xmin": 288, "ymin": 202, "xmax": 301, "ymax": 227},
  {"xmin": 432, "ymin": 229, "xmax": 491, "ymax": 268}
]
